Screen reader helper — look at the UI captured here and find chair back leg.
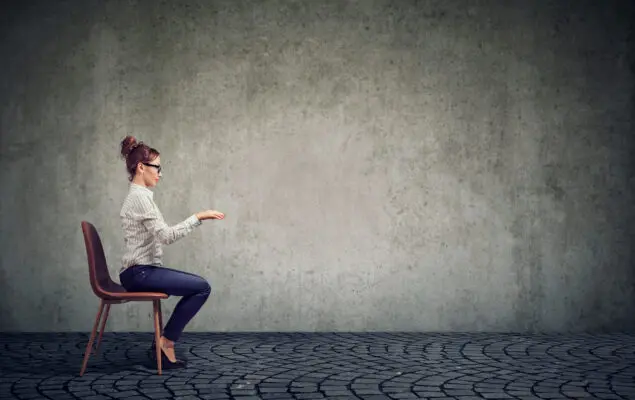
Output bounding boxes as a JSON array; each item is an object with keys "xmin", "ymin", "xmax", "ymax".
[
  {"xmin": 80, "ymin": 300, "xmax": 106, "ymax": 376},
  {"xmin": 94, "ymin": 303, "xmax": 111, "ymax": 354}
]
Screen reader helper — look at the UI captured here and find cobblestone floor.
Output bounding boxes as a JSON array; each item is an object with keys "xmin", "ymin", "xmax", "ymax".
[{"xmin": 0, "ymin": 332, "xmax": 634, "ymax": 399}]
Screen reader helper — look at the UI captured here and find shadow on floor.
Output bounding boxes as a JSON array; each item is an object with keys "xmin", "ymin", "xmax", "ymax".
[{"xmin": 0, "ymin": 351, "xmax": 162, "ymax": 376}]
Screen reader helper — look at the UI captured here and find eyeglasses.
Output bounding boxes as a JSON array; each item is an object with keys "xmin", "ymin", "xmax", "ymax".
[{"xmin": 142, "ymin": 162, "xmax": 162, "ymax": 173}]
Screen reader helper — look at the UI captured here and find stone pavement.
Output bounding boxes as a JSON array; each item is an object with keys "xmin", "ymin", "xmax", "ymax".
[{"xmin": 0, "ymin": 332, "xmax": 634, "ymax": 400}]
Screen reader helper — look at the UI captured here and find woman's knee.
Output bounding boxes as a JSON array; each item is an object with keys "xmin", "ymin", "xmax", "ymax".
[
  {"xmin": 178, "ymin": 269, "xmax": 211, "ymax": 294},
  {"xmin": 196, "ymin": 276, "xmax": 211, "ymax": 296}
]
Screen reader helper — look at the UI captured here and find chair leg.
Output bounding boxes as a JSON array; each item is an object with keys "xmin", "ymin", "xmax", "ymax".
[
  {"xmin": 158, "ymin": 301, "xmax": 163, "ymax": 336},
  {"xmin": 94, "ymin": 303, "xmax": 111, "ymax": 354},
  {"xmin": 153, "ymin": 300, "xmax": 162, "ymax": 375},
  {"xmin": 80, "ymin": 300, "xmax": 105, "ymax": 376}
]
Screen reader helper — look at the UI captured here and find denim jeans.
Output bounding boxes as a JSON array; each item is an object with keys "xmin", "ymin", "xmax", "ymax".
[{"xmin": 119, "ymin": 265, "xmax": 211, "ymax": 342}]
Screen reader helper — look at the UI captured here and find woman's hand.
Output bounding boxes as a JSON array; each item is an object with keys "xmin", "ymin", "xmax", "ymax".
[{"xmin": 196, "ymin": 210, "xmax": 225, "ymax": 221}]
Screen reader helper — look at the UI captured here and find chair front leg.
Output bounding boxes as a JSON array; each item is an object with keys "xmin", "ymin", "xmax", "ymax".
[
  {"xmin": 153, "ymin": 300, "xmax": 162, "ymax": 375},
  {"xmin": 158, "ymin": 300, "xmax": 163, "ymax": 336},
  {"xmin": 79, "ymin": 300, "xmax": 105, "ymax": 376}
]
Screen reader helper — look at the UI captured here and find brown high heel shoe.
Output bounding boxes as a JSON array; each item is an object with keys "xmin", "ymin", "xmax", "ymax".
[{"xmin": 149, "ymin": 340, "xmax": 187, "ymax": 369}]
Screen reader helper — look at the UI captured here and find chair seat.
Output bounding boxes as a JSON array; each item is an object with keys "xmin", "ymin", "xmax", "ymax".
[
  {"xmin": 99, "ymin": 283, "xmax": 168, "ymax": 301},
  {"xmin": 103, "ymin": 291, "xmax": 169, "ymax": 301}
]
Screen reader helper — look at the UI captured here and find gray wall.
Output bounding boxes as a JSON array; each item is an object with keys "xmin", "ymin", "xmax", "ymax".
[{"xmin": 1, "ymin": 0, "xmax": 633, "ymax": 333}]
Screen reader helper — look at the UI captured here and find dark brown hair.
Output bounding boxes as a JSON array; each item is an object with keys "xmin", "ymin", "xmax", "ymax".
[{"xmin": 120, "ymin": 136, "xmax": 160, "ymax": 181}]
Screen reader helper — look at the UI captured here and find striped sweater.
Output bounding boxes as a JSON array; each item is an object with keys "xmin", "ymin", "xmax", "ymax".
[{"xmin": 119, "ymin": 183, "xmax": 201, "ymax": 272}]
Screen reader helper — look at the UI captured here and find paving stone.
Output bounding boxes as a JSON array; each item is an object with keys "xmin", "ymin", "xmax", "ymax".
[
  {"xmin": 171, "ymin": 389, "xmax": 198, "ymax": 396},
  {"xmin": 145, "ymin": 392, "xmax": 173, "ymax": 400},
  {"xmin": 385, "ymin": 387, "xmax": 415, "ymax": 395},
  {"xmin": 388, "ymin": 393, "xmax": 419, "ymax": 399},
  {"xmin": 198, "ymin": 394, "xmax": 231, "ymax": 400},
  {"xmin": 109, "ymin": 390, "xmax": 141, "ymax": 398},
  {"xmin": 139, "ymin": 387, "xmax": 171, "ymax": 393},
  {"xmin": 260, "ymin": 387, "xmax": 289, "ymax": 393},
  {"xmin": 480, "ymin": 393, "xmax": 514, "ymax": 399},
  {"xmin": 323, "ymin": 390, "xmax": 357, "ymax": 396},
  {"xmin": 230, "ymin": 389, "xmax": 259, "ymax": 396},
  {"xmin": 69, "ymin": 391, "xmax": 98, "ymax": 397},
  {"xmin": 290, "ymin": 387, "xmax": 317, "ymax": 393},
  {"xmin": 354, "ymin": 388, "xmax": 384, "ymax": 395},
  {"xmin": 260, "ymin": 395, "xmax": 294, "ymax": 400}
]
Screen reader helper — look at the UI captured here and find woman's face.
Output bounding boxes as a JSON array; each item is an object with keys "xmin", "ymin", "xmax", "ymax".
[{"xmin": 140, "ymin": 155, "xmax": 162, "ymax": 187}]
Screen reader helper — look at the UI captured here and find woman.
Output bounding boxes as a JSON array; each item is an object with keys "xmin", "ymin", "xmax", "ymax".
[{"xmin": 118, "ymin": 135, "xmax": 224, "ymax": 369}]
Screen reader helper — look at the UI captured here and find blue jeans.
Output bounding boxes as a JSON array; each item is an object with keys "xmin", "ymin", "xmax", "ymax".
[{"xmin": 119, "ymin": 265, "xmax": 211, "ymax": 342}]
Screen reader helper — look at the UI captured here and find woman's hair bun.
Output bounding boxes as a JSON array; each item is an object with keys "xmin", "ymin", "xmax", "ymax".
[{"xmin": 120, "ymin": 135, "xmax": 137, "ymax": 158}]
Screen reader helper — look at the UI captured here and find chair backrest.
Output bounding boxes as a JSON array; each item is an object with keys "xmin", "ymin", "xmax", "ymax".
[{"xmin": 81, "ymin": 221, "xmax": 119, "ymax": 298}]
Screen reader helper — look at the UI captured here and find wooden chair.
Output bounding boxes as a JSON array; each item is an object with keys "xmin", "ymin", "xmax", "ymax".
[{"xmin": 79, "ymin": 220, "xmax": 168, "ymax": 376}]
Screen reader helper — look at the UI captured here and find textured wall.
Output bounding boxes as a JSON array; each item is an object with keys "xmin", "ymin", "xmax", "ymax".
[{"xmin": 1, "ymin": 0, "xmax": 633, "ymax": 333}]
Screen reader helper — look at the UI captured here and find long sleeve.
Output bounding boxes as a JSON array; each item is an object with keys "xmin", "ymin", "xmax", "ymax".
[{"xmin": 131, "ymin": 194, "xmax": 202, "ymax": 245}]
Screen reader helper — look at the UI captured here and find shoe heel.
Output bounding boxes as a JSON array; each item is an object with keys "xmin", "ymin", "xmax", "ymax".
[{"xmin": 158, "ymin": 345, "xmax": 187, "ymax": 369}]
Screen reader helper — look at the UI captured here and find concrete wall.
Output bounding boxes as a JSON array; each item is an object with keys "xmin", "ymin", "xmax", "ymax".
[{"xmin": 1, "ymin": 0, "xmax": 633, "ymax": 333}]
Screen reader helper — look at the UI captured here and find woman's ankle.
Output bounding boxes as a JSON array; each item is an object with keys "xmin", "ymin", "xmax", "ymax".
[{"xmin": 160, "ymin": 336, "xmax": 175, "ymax": 348}]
